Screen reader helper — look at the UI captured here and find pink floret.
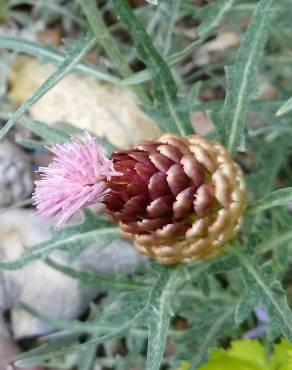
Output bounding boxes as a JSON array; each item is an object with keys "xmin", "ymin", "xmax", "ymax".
[{"xmin": 33, "ymin": 132, "xmax": 120, "ymax": 228}]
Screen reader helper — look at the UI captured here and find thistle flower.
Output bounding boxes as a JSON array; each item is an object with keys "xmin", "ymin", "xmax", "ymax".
[
  {"xmin": 105, "ymin": 134, "xmax": 247, "ymax": 264},
  {"xmin": 33, "ymin": 132, "xmax": 120, "ymax": 228}
]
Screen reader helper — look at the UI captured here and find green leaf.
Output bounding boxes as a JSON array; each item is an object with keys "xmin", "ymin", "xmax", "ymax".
[
  {"xmin": 144, "ymin": 83, "xmax": 201, "ymax": 136},
  {"xmin": 121, "ymin": 0, "xmax": 235, "ymax": 86},
  {"xmin": 16, "ymin": 293, "xmax": 146, "ymax": 366},
  {"xmin": 198, "ymin": 339, "xmax": 267, "ymax": 370},
  {"xmin": 0, "ymin": 0, "xmax": 8, "ymax": 22},
  {"xmin": 198, "ymin": 338, "xmax": 292, "ymax": 370},
  {"xmin": 177, "ymin": 362, "xmax": 190, "ymax": 370},
  {"xmin": 112, "ymin": 0, "xmax": 192, "ymax": 136},
  {"xmin": 18, "ymin": 303, "xmax": 105, "ymax": 335},
  {"xmin": 269, "ymin": 338, "xmax": 292, "ymax": 370},
  {"xmin": 46, "ymin": 258, "xmax": 149, "ymax": 292},
  {"xmin": 78, "ymin": 0, "xmax": 150, "ymax": 105},
  {"xmin": 0, "ymin": 210, "xmax": 119, "ymax": 270},
  {"xmin": 0, "ymin": 34, "xmax": 95, "ymax": 140},
  {"xmin": 15, "ymin": 325, "xmax": 132, "ymax": 367},
  {"xmin": 0, "ymin": 110, "xmax": 69, "ymax": 144},
  {"xmin": 195, "ymin": 0, "xmax": 235, "ymax": 39},
  {"xmin": 76, "ymin": 344, "xmax": 97, "ymax": 370},
  {"xmin": 257, "ymin": 229, "xmax": 292, "ymax": 255},
  {"xmin": 178, "ymin": 300, "xmax": 234, "ymax": 368},
  {"xmin": 15, "ymin": 292, "xmax": 147, "ymax": 367},
  {"xmin": 0, "ymin": 35, "xmax": 120, "ymax": 84},
  {"xmin": 232, "ymin": 249, "xmax": 292, "ymax": 341},
  {"xmin": 214, "ymin": 0, "xmax": 274, "ymax": 154},
  {"xmin": 276, "ymin": 97, "xmax": 292, "ymax": 117},
  {"xmin": 19, "ymin": 116, "xmax": 70, "ymax": 144},
  {"xmin": 15, "ymin": 335, "xmax": 81, "ymax": 368},
  {"xmin": 0, "ymin": 111, "xmax": 114, "ymax": 154},
  {"xmin": 248, "ymin": 188, "xmax": 292, "ymax": 215},
  {"xmin": 15, "ymin": 137, "xmax": 45, "ymax": 150},
  {"xmin": 10, "ymin": 264, "xmax": 189, "ymax": 370},
  {"xmin": 144, "ymin": 265, "xmax": 188, "ymax": 370},
  {"xmin": 20, "ymin": 292, "xmax": 147, "ymax": 335},
  {"xmin": 207, "ymin": 255, "xmax": 240, "ymax": 274}
]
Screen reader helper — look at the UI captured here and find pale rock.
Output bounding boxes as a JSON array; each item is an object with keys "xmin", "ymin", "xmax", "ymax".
[
  {"xmin": 0, "ymin": 316, "xmax": 44, "ymax": 370},
  {"xmin": 0, "ymin": 141, "xmax": 33, "ymax": 207},
  {"xmin": 181, "ymin": 32, "xmax": 240, "ymax": 75},
  {"xmin": 8, "ymin": 56, "xmax": 160, "ymax": 149},
  {"xmin": 0, "ymin": 209, "xmax": 143, "ymax": 339},
  {"xmin": 0, "ymin": 338, "xmax": 40, "ymax": 370},
  {"xmin": 257, "ymin": 75, "xmax": 277, "ymax": 100},
  {"xmin": 191, "ymin": 111, "xmax": 213, "ymax": 136},
  {"xmin": 194, "ymin": 32, "xmax": 239, "ymax": 66}
]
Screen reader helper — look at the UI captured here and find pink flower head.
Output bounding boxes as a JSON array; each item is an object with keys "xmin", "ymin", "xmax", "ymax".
[{"xmin": 33, "ymin": 132, "xmax": 120, "ymax": 228}]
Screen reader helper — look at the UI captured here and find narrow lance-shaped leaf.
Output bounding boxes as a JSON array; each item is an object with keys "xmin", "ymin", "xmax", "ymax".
[
  {"xmin": 0, "ymin": 34, "xmax": 95, "ymax": 140},
  {"xmin": 176, "ymin": 301, "xmax": 234, "ymax": 368},
  {"xmin": 15, "ymin": 317, "xmax": 136, "ymax": 368},
  {"xmin": 122, "ymin": 0, "xmax": 235, "ymax": 86},
  {"xmin": 247, "ymin": 187, "xmax": 292, "ymax": 215},
  {"xmin": 213, "ymin": 0, "xmax": 274, "ymax": 154},
  {"xmin": 15, "ymin": 291, "xmax": 148, "ymax": 367},
  {"xmin": 0, "ymin": 111, "xmax": 114, "ymax": 154},
  {"xmin": 276, "ymin": 96, "xmax": 292, "ymax": 117},
  {"xmin": 0, "ymin": 210, "xmax": 119, "ymax": 270},
  {"xmin": 0, "ymin": 36, "xmax": 121, "ymax": 84},
  {"xmin": 15, "ymin": 138, "xmax": 45, "ymax": 150},
  {"xmin": 232, "ymin": 248, "xmax": 292, "ymax": 342},
  {"xmin": 46, "ymin": 258, "xmax": 148, "ymax": 292},
  {"xmin": 144, "ymin": 265, "xmax": 188, "ymax": 370},
  {"xmin": 15, "ymin": 335, "xmax": 80, "ymax": 368},
  {"xmin": 112, "ymin": 0, "xmax": 193, "ymax": 136},
  {"xmin": 78, "ymin": 0, "xmax": 150, "ymax": 105}
]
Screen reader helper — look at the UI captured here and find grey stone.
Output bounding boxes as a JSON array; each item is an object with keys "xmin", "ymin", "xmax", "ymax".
[
  {"xmin": 0, "ymin": 209, "xmax": 144, "ymax": 339},
  {"xmin": 0, "ymin": 141, "xmax": 33, "ymax": 207}
]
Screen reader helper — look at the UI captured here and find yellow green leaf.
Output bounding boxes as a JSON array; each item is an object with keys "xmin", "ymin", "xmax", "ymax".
[
  {"xmin": 177, "ymin": 361, "xmax": 190, "ymax": 370},
  {"xmin": 198, "ymin": 340, "xmax": 267, "ymax": 370},
  {"xmin": 269, "ymin": 338, "xmax": 292, "ymax": 370}
]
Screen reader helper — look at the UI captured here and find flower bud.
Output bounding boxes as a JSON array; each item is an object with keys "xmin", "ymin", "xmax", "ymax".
[{"xmin": 105, "ymin": 134, "xmax": 247, "ymax": 264}]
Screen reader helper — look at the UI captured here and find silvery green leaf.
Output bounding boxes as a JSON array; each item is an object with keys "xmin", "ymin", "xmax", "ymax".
[
  {"xmin": 0, "ymin": 34, "xmax": 95, "ymax": 140},
  {"xmin": 144, "ymin": 265, "xmax": 188, "ymax": 370},
  {"xmin": 234, "ymin": 251, "xmax": 292, "ymax": 341},
  {"xmin": 0, "ymin": 210, "xmax": 119, "ymax": 270},
  {"xmin": 177, "ymin": 300, "xmax": 234, "ymax": 368},
  {"xmin": 0, "ymin": 35, "xmax": 119, "ymax": 84},
  {"xmin": 112, "ymin": 0, "xmax": 193, "ymax": 136},
  {"xmin": 248, "ymin": 187, "xmax": 292, "ymax": 215},
  {"xmin": 276, "ymin": 96, "xmax": 292, "ymax": 116},
  {"xmin": 213, "ymin": 0, "xmax": 275, "ymax": 154}
]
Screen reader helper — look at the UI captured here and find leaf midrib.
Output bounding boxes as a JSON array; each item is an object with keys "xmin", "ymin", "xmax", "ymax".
[{"xmin": 227, "ymin": 0, "xmax": 272, "ymax": 153}]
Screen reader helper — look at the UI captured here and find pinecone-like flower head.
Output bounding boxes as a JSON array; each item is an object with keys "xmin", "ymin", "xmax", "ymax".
[{"xmin": 105, "ymin": 134, "xmax": 247, "ymax": 264}]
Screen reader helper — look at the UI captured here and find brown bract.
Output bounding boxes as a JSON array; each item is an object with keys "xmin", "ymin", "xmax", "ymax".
[{"xmin": 105, "ymin": 134, "xmax": 247, "ymax": 264}]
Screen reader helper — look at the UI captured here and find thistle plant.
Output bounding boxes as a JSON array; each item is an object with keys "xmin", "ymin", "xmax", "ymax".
[{"xmin": 1, "ymin": 0, "xmax": 292, "ymax": 370}]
